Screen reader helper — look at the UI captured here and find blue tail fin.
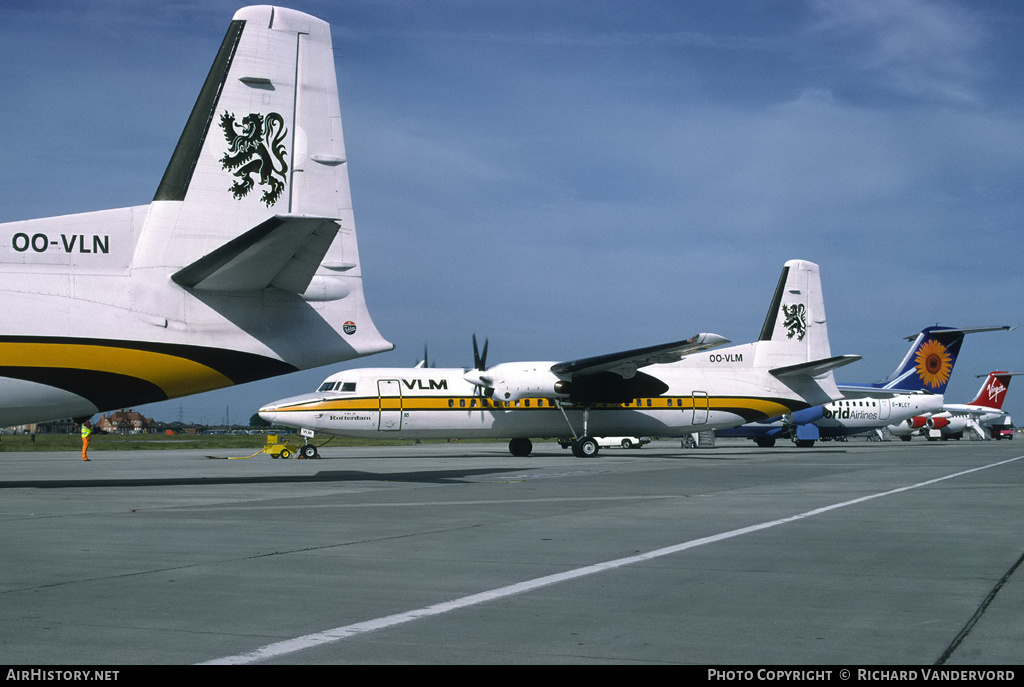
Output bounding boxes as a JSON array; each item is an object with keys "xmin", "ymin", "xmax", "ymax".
[{"xmin": 871, "ymin": 326, "xmax": 1010, "ymax": 393}]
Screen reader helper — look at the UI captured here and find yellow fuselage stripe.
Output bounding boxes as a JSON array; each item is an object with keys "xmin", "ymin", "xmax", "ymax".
[
  {"xmin": 0, "ymin": 342, "xmax": 234, "ymax": 398},
  {"xmin": 273, "ymin": 395, "xmax": 796, "ymax": 417}
]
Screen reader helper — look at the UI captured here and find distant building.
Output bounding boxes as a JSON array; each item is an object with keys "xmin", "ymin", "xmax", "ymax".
[
  {"xmin": 98, "ymin": 410, "xmax": 157, "ymax": 435},
  {"xmin": 7, "ymin": 418, "xmax": 76, "ymax": 435}
]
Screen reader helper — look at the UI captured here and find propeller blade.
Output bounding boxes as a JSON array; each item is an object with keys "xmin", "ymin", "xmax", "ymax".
[
  {"xmin": 414, "ymin": 343, "xmax": 430, "ymax": 368},
  {"xmin": 473, "ymin": 334, "xmax": 489, "ymax": 371},
  {"xmin": 470, "ymin": 335, "xmax": 491, "ymax": 398}
]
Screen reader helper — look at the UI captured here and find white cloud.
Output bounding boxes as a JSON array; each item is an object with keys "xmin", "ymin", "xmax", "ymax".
[{"xmin": 809, "ymin": 0, "xmax": 984, "ymax": 104}]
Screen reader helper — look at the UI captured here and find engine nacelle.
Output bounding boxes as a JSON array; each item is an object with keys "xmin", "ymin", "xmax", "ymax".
[
  {"xmin": 474, "ymin": 363, "xmax": 568, "ymax": 403},
  {"xmin": 789, "ymin": 406, "xmax": 826, "ymax": 425},
  {"xmin": 927, "ymin": 416, "xmax": 950, "ymax": 430},
  {"xmin": 939, "ymin": 416, "xmax": 970, "ymax": 434},
  {"xmin": 908, "ymin": 416, "xmax": 929, "ymax": 429}
]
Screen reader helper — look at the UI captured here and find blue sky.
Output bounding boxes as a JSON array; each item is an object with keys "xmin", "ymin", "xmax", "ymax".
[{"xmin": 2, "ymin": 0, "xmax": 1022, "ymax": 425}]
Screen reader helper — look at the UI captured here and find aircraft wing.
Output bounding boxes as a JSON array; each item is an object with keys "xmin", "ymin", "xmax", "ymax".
[
  {"xmin": 550, "ymin": 333, "xmax": 730, "ymax": 379},
  {"xmin": 171, "ymin": 215, "xmax": 344, "ymax": 293}
]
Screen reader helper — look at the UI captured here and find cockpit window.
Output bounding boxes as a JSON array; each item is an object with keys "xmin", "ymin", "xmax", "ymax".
[{"xmin": 318, "ymin": 381, "xmax": 356, "ymax": 392}]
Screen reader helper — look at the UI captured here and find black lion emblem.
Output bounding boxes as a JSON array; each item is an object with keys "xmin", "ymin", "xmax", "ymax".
[
  {"xmin": 782, "ymin": 303, "xmax": 807, "ymax": 341},
  {"xmin": 219, "ymin": 111, "xmax": 289, "ymax": 207}
]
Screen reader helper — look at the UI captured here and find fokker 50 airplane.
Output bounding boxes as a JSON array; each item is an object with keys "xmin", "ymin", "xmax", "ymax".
[
  {"xmin": 259, "ymin": 259, "xmax": 860, "ymax": 458},
  {"xmin": 889, "ymin": 371, "xmax": 1021, "ymax": 441},
  {"xmin": 0, "ymin": 7, "xmax": 392, "ymax": 426},
  {"xmin": 715, "ymin": 326, "xmax": 1010, "ymax": 447}
]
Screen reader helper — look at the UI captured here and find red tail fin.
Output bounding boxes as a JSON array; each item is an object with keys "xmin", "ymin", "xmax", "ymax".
[{"xmin": 968, "ymin": 372, "xmax": 1014, "ymax": 409}]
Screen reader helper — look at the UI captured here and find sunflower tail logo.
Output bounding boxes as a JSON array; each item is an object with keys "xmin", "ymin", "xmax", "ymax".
[{"xmin": 914, "ymin": 338, "xmax": 952, "ymax": 390}]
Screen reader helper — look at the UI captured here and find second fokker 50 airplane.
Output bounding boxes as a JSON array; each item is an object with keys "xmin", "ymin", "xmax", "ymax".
[
  {"xmin": 259, "ymin": 260, "xmax": 860, "ymax": 457},
  {"xmin": 0, "ymin": 7, "xmax": 392, "ymax": 426}
]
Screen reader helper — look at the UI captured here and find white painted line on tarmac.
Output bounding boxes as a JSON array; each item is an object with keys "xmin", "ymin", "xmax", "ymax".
[{"xmin": 203, "ymin": 454, "xmax": 1024, "ymax": 665}]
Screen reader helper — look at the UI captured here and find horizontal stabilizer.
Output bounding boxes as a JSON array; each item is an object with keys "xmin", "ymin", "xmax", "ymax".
[
  {"xmin": 552, "ymin": 333, "xmax": 730, "ymax": 379},
  {"xmin": 171, "ymin": 215, "xmax": 341, "ymax": 293},
  {"xmin": 838, "ymin": 384, "xmax": 935, "ymax": 399},
  {"xmin": 901, "ymin": 325, "xmax": 1015, "ymax": 341},
  {"xmin": 770, "ymin": 355, "xmax": 861, "ymax": 380}
]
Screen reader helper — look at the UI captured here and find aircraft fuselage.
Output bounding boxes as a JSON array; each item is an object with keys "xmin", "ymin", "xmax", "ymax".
[{"xmin": 260, "ymin": 360, "xmax": 814, "ymax": 440}]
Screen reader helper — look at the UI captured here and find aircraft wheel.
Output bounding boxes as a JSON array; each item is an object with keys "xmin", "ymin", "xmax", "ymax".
[
  {"xmin": 300, "ymin": 444, "xmax": 319, "ymax": 460},
  {"xmin": 795, "ymin": 440, "xmax": 815, "ymax": 448},
  {"xmin": 683, "ymin": 436, "xmax": 697, "ymax": 449},
  {"xmin": 575, "ymin": 437, "xmax": 599, "ymax": 457},
  {"xmin": 508, "ymin": 438, "xmax": 533, "ymax": 457},
  {"xmin": 900, "ymin": 435, "xmax": 912, "ymax": 442},
  {"xmin": 753, "ymin": 438, "xmax": 776, "ymax": 448}
]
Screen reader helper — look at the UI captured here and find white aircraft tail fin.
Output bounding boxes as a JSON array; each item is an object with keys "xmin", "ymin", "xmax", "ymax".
[
  {"xmin": 756, "ymin": 260, "xmax": 832, "ymax": 366},
  {"xmin": 132, "ymin": 5, "xmax": 389, "ymax": 343},
  {"xmin": 153, "ymin": 6, "xmax": 346, "ymax": 218},
  {"xmin": 139, "ymin": 6, "xmax": 364, "ymax": 280},
  {"xmin": 754, "ymin": 260, "xmax": 856, "ymax": 405},
  {"xmin": 0, "ymin": 7, "xmax": 391, "ymax": 427}
]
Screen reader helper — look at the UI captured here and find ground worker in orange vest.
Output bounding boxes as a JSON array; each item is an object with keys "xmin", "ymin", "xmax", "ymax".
[{"xmin": 81, "ymin": 421, "xmax": 93, "ymax": 461}]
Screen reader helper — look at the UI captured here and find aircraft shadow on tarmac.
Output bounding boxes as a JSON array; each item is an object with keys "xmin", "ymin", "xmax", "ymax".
[{"xmin": 0, "ymin": 468, "xmax": 524, "ymax": 490}]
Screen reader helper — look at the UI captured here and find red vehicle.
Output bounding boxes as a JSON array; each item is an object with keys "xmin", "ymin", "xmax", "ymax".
[{"xmin": 989, "ymin": 424, "xmax": 1015, "ymax": 440}]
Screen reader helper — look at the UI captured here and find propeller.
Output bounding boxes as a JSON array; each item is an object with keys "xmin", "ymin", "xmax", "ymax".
[
  {"xmin": 414, "ymin": 343, "xmax": 435, "ymax": 369},
  {"xmin": 466, "ymin": 334, "xmax": 494, "ymax": 398},
  {"xmin": 472, "ymin": 334, "xmax": 488, "ymax": 371}
]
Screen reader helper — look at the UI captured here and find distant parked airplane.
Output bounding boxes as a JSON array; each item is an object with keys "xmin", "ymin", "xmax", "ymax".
[
  {"xmin": 889, "ymin": 371, "xmax": 1021, "ymax": 441},
  {"xmin": 715, "ymin": 326, "xmax": 1010, "ymax": 447}
]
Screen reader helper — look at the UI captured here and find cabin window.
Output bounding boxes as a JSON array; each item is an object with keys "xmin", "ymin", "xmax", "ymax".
[
  {"xmin": 524, "ymin": 399, "xmax": 530, "ymax": 407},
  {"xmin": 460, "ymin": 399, "xmax": 466, "ymax": 408},
  {"xmin": 471, "ymin": 399, "xmax": 478, "ymax": 408},
  {"xmin": 646, "ymin": 399, "xmax": 652, "ymax": 407},
  {"xmin": 448, "ymin": 399, "xmax": 454, "ymax": 408}
]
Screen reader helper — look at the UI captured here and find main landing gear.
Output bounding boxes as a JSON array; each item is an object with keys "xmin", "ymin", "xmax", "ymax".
[
  {"xmin": 504, "ymin": 402, "xmax": 603, "ymax": 458},
  {"xmin": 553, "ymin": 400, "xmax": 600, "ymax": 457},
  {"xmin": 508, "ymin": 438, "xmax": 533, "ymax": 457},
  {"xmin": 570, "ymin": 436, "xmax": 599, "ymax": 457}
]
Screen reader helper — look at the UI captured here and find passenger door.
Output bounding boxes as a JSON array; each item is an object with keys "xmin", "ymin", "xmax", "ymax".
[
  {"xmin": 692, "ymin": 391, "xmax": 709, "ymax": 425},
  {"xmin": 378, "ymin": 379, "xmax": 402, "ymax": 431}
]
